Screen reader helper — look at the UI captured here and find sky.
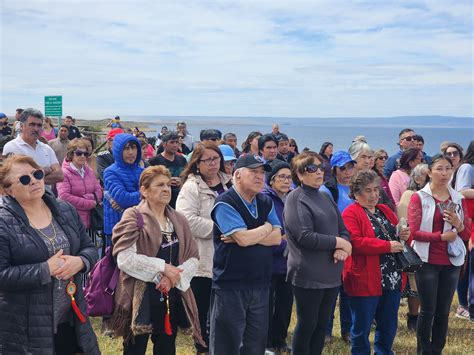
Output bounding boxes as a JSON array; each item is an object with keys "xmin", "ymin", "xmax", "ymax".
[{"xmin": 0, "ymin": 0, "xmax": 473, "ymax": 119}]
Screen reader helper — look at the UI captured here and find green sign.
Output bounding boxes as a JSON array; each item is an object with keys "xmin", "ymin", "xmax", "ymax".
[{"xmin": 44, "ymin": 96, "xmax": 62, "ymax": 117}]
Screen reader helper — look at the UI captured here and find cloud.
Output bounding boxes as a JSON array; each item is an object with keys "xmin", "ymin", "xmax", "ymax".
[{"xmin": 0, "ymin": 0, "xmax": 472, "ymax": 117}]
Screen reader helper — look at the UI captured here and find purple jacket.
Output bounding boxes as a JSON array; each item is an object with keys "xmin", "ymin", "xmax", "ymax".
[
  {"xmin": 262, "ymin": 186, "xmax": 288, "ymax": 275},
  {"xmin": 57, "ymin": 161, "xmax": 103, "ymax": 228}
]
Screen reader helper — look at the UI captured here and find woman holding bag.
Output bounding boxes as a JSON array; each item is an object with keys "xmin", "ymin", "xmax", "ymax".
[
  {"xmin": 110, "ymin": 165, "xmax": 205, "ymax": 354},
  {"xmin": 408, "ymin": 154, "xmax": 471, "ymax": 354}
]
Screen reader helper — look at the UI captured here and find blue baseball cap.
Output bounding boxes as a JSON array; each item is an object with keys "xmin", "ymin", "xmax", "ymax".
[
  {"xmin": 331, "ymin": 151, "xmax": 356, "ymax": 167},
  {"xmin": 219, "ymin": 144, "xmax": 237, "ymax": 162},
  {"xmin": 0, "ymin": 113, "xmax": 7, "ymax": 119}
]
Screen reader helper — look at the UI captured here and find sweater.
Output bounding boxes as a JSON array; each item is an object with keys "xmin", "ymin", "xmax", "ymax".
[
  {"xmin": 284, "ymin": 184, "xmax": 350, "ymax": 289},
  {"xmin": 175, "ymin": 172, "xmax": 231, "ymax": 278},
  {"xmin": 388, "ymin": 169, "xmax": 410, "ymax": 206},
  {"xmin": 57, "ymin": 161, "xmax": 103, "ymax": 228},
  {"xmin": 103, "ymin": 134, "xmax": 143, "ymax": 235},
  {"xmin": 342, "ymin": 203, "xmax": 406, "ymax": 297},
  {"xmin": 262, "ymin": 186, "xmax": 288, "ymax": 275},
  {"xmin": 0, "ymin": 192, "xmax": 99, "ymax": 354}
]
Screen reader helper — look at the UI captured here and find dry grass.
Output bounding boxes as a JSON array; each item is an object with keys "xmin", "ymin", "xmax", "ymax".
[{"xmin": 94, "ymin": 297, "xmax": 473, "ymax": 354}]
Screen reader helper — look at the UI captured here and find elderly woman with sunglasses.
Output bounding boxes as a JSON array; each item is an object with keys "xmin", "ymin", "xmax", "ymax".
[
  {"xmin": 57, "ymin": 138, "xmax": 103, "ymax": 234},
  {"xmin": 284, "ymin": 151, "xmax": 352, "ymax": 355},
  {"xmin": 0, "ymin": 155, "xmax": 99, "ymax": 354},
  {"xmin": 373, "ymin": 149, "xmax": 396, "ymax": 206},
  {"xmin": 176, "ymin": 142, "xmax": 232, "ymax": 354}
]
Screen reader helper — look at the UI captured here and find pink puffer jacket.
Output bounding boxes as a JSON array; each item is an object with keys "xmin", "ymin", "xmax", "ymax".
[{"xmin": 57, "ymin": 161, "xmax": 103, "ymax": 228}]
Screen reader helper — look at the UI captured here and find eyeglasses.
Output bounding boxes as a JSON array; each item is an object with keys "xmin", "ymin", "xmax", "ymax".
[
  {"xmin": 289, "ymin": 144, "xmax": 296, "ymax": 147},
  {"xmin": 200, "ymin": 156, "xmax": 221, "ymax": 166},
  {"xmin": 338, "ymin": 164, "xmax": 355, "ymax": 172},
  {"xmin": 274, "ymin": 174, "xmax": 292, "ymax": 182},
  {"xmin": 445, "ymin": 151, "xmax": 460, "ymax": 158},
  {"xmin": 178, "ymin": 136, "xmax": 184, "ymax": 139},
  {"xmin": 377, "ymin": 156, "xmax": 388, "ymax": 161},
  {"xmin": 74, "ymin": 150, "xmax": 90, "ymax": 157},
  {"xmin": 402, "ymin": 136, "xmax": 415, "ymax": 142},
  {"xmin": 305, "ymin": 164, "xmax": 324, "ymax": 173},
  {"xmin": 206, "ymin": 138, "xmax": 219, "ymax": 142},
  {"xmin": 224, "ymin": 160, "xmax": 235, "ymax": 166},
  {"xmin": 18, "ymin": 170, "xmax": 44, "ymax": 185}
]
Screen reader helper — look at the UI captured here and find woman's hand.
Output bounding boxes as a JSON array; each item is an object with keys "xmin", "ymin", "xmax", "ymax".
[
  {"xmin": 399, "ymin": 227, "xmax": 410, "ymax": 241},
  {"xmin": 390, "ymin": 241, "xmax": 404, "ymax": 253},
  {"xmin": 336, "ymin": 237, "xmax": 352, "ymax": 256},
  {"xmin": 163, "ymin": 264, "xmax": 183, "ymax": 287},
  {"xmin": 441, "ymin": 230, "xmax": 457, "ymax": 242},
  {"xmin": 54, "ymin": 255, "xmax": 85, "ymax": 280},
  {"xmin": 333, "ymin": 249, "xmax": 348, "ymax": 263},
  {"xmin": 156, "ymin": 276, "xmax": 172, "ymax": 293},
  {"xmin": 47, "ymin": 249, "xmax": 64, "ymax": 276},
  {"xmin": 443, "ymin": 210, "xmax": 461, "ymax": 229}
]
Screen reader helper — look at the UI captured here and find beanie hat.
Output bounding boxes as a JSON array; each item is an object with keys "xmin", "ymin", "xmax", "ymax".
[{"xmin": 266, "ymin": 159, "xmax": 290, "ymax": 185}]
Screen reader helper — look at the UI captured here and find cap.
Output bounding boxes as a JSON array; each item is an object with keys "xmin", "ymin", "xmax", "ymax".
[
  {"xmin": 234, "ymin": 154, "xmax": 271, "ymax": 172},
  {"xmin": 219, "ymin": 144, "xmax": 237, "ymax": 162},
  {"xmin": 107, "ymin": 128, "xmax": 124, "ymax": 140},
  {"xmin": 0, "ymin": 113, "xmax": 7, "ymax": 119},
  {"xmin": 266, "ymin": 159, "xmax": 290, "ymax": 184},
  {"xmin": 330, "ymin": 151, "xmax": 356, "ymax": 167}
]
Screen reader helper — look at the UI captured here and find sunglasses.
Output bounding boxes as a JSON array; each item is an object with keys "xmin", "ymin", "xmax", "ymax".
[
  {"xmin": 289, "ymin": 144, "xmax": 296, "ymax": 147},
  {"xmin": 18, "ymin": 170, "xmax": 44, "ymax": 185},
  {"xmin": 402, "ymin": 136, "xmax": 415, "ymax": 142},
  {"xmin": 305, "ymin": 163, "xmax": 324, "ymax": 173},
  {"xmin": 377, "ymin": 156, "xmax": 388, "ymax": 161},
  {"xmin": 74, "ymin": 150, "xmax": 90, "ymax": 157},
  {"xmin": 445, "ymin": 151, "xmax": 460, "ymax": 158},
  {"xmin": 338, "ymin": 164, "xmax": 355, "ymax": 172}
]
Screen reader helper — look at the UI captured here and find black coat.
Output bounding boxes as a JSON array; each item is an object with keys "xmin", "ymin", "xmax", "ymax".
[{"xmin": 0, "ymin": 192, "xmax": 100, "ymax": 354}]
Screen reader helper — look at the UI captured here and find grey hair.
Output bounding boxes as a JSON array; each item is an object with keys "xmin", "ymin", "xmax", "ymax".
[
  {"xmin": 407, "ymin": 163, "xmax": 429, "ymax": 191},
  {"xmin": 20, "ymin": 108, "xmax": 44, "ymax": 123},
  {"xmin": 348, "ymin": 141, "xmax": 372, "ymax": 160}
]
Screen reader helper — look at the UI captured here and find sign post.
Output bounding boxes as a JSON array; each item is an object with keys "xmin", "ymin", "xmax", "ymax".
[{"xmin": 44, "ymin": 96, "xmax": 62, "ymax": 126}]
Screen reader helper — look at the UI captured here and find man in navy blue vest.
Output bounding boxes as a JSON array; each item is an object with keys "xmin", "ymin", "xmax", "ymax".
[{"xmin": 210, "ymin": 154, "xmax": 282, "ymax": 355}]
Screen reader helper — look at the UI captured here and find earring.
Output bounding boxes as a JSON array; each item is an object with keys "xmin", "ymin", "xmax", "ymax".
[{"xmin": 196, "ymin": 168, "xmax": 200, "ymax": 174}]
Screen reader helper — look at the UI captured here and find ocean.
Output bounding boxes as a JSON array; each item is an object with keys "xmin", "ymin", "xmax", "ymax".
[{"xmin": 122, "ymin": 115, "xmax": 473, "ymax": 156}]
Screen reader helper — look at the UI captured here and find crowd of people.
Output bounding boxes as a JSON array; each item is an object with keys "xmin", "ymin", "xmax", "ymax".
[{"xmin": 0, "ymin": 108, "xmax": 472, "ymax": 355}]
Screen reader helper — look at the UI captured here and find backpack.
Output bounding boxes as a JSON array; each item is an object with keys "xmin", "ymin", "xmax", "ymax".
[{"xmin": 84, "ymin": 209, "xmax": 144, "ymax": 317}]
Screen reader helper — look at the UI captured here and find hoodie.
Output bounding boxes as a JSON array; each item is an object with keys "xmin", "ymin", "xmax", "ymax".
[{"xmin": 103, "ymin": 134, "xmax": 143, "ymax": 235}]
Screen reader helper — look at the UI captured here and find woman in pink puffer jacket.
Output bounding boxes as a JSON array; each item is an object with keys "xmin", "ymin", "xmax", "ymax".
[{"xmin": 57, "ymin": 138, "xmax": 102, "ymax": 229}]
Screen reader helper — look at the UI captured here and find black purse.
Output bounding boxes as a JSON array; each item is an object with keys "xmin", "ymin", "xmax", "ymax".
[
  {"xmin": 394, "ymin": 243, "xmax": 423, "ymax": 272},
  {"xmin": 90, "ymin": 194, "xmax": 104, "ymax": 231}
]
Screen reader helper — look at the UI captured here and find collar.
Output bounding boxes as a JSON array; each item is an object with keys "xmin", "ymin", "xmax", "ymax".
[
  {"xmin": 17, "ymin": 135, "xmax": 39, "ymax": 149},
  {"xmin": 70, "ymin": 162, "xmax": 85, "ymax": 177}
]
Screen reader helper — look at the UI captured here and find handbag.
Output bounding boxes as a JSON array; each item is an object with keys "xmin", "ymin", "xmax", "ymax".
[
  {"xmin": 90, "ymin": 194, "xmax": 104, "ymax": 231},
  {"xmin": 84, "ymin": 210, "xmax": 144, "ymax": 317},
  {"xmin": 394, "ymin": 242, "xmax": 423, "ymax": 272}
]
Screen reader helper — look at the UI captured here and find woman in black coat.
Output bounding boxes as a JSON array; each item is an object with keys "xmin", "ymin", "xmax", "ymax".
[{"xmin": 0, "ymin": 155, "xmax": 100, "ymax": 354}]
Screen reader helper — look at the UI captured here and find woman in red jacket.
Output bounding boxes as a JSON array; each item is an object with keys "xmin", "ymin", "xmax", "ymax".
[{"xmin": 342, "ymin": 170, "xmax": 410, "ymax": 355}]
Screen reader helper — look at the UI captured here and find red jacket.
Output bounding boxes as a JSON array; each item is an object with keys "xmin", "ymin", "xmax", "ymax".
[{"xmin": 342, "ymin": 203, "xmax": 406, "ymax": 297}]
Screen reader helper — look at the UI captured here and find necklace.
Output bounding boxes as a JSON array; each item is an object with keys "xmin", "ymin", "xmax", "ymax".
[{"xmin": 31, "ymin": 219, "xmax": 58, "ymax": 253}]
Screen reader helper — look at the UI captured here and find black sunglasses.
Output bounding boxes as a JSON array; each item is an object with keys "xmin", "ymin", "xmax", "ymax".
[
  {"xmin": 18, "ymin": 170, "xmax": 44, "ymax": 185},
  {"xmin": 402, "ymin": 136, "xmax": 415, "ymax": 142},
  {"xmin": 305, "ymin": 163, "xmax": 324, "ymax": 173},
  {"xmin": 74, "ymin": 150, "xmax": 90, "ymax": 157},
  {"xmin": 377, "ymin": 156, "xmax": 388, "ymax": 161}
]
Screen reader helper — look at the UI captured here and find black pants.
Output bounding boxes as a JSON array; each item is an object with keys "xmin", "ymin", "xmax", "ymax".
[
  {"xmin": 123, "ymin": 332, "xmax": 177, "ymax": 355},
  {"xmin": 415, "ymin": 263, "xmax": 460, "ymax": 355},
  {"xmin": 267, "ymin": 274, "xmax": 293, "ymax": 348},
  {"xmin": 191, "ymin": 276, "xmax": 212, "ymax": 352},
  {"xmin": 209, "ymin": 288, "xmax": 269, "ymax": 355},
  {"xmin": 54, "ymin": 322, "xmax": 83, "ymax": 355},
  {"xmin": 292, "ymin": 286, "xmax": 339, "ymax": 355}
]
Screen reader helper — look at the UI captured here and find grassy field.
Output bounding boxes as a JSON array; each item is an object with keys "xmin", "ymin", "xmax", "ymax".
[{"xmin": 94, "ymin": 297, "xmax": 473, "ymax": 354}]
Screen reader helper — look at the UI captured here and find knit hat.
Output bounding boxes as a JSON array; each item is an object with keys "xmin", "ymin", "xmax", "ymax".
[{"xmin": 266, "ymin": 159, "xmax": 291, "ymax": 185}]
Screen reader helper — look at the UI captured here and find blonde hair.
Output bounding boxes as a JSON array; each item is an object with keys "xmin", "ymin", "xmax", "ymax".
[{"xmin": 139, "ymin": 166, "xmax": 171, "ymax": 198}]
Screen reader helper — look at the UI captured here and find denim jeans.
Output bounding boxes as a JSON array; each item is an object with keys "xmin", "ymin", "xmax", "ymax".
[
  {"xmin": 349, "ymin": 290, "xmax": 401, "ymax": 355},
  {"xmin": 415, "ymin": 263, "xmax": 460, "ymax": 355},
  {"xmin": 209, "ymin": 288, "xmax": 269, "ymax": 355},
  {"xmin": 326, "ymin": 285, "xmax": 352, "ymax": 336}
]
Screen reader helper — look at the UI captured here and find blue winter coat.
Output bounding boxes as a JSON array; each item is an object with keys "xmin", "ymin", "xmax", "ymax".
[
  {"xmin": 103, "ymin": 134, "xmax": 143, "ymax": 235},
  {"xmin": 262, "ymin": 186, "xmax": 288, "ymax": 275}
]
